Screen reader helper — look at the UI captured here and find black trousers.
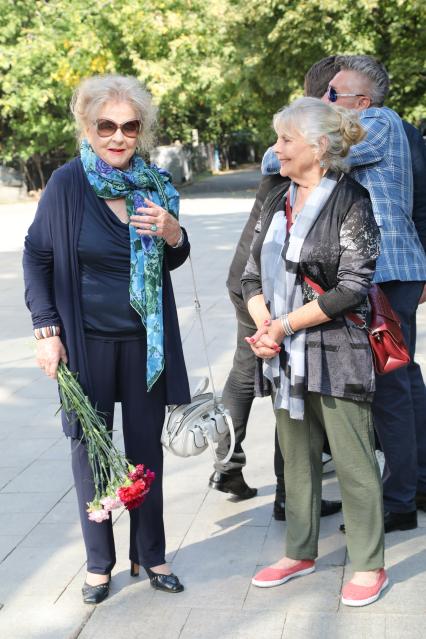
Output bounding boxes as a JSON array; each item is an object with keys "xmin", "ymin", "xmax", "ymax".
[
  {"xmin": 215, "ymin": 320, "xmax": 284, "ymax": 482},
  {"xmin": 373, "ymin": 280, "xmax": 426, "ymax": 512},
  {"xmin": 71, "ymin": 336, "xmax": 166, "ymax": 575}
]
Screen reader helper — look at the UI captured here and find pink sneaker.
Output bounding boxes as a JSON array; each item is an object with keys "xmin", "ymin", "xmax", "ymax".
[
  {"xmin": 252, "ymin": 560, "xmax": 315, "ymax": 588},
  {"xmin": 341, "ymin": 569, "xmax": 389, "ymax": 607}
]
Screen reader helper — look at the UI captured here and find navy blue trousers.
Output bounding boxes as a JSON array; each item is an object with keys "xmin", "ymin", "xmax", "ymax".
[
  {"xmin": 373, "ymin": 281, "xmax": 426, "ymax": 513},
  {"xmin": 71, "ymin": 336, "xmax": 166, "ymax": 574}
]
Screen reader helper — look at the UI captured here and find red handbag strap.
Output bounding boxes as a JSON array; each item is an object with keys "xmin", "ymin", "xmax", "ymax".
[{"xmin": 285, "ymin": 193, "xmax": 364, "ymax": 328}]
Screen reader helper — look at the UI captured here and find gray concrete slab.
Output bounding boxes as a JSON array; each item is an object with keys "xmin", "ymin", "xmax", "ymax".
[
  {"xmin": 282, "ymin": 612, "xmax": 387, "ymax": 638},
  {"xmin": 0, "ymin": 168, "xmax": 425, "ymax": 638},
  {"xmin": 180, "ymin": 608, "xmax": 286, "ymax": 639}
]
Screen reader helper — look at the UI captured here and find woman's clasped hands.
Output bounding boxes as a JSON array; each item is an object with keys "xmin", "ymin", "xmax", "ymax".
[
  {"xmin": 130, "ymin": 198, "xmax": 181, "ymax": 247},
  {"xmin": 245, "ymin": 319, "xmax": 285, "ymax": 359}
]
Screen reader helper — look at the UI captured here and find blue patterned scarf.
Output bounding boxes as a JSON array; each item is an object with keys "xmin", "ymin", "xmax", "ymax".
[{"xmin": 80, "ymin": 139, "xmax": 180, "ymax": 391}]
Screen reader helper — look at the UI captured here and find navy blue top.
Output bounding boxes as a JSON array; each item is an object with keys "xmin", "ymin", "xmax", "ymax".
[
  {"xmin": 78, "ymin": 192, "xmax": 144, "ymax": 336},
  {"xmin": 23, "ymin": 158, "xmax": 191, "ymax": 437}
]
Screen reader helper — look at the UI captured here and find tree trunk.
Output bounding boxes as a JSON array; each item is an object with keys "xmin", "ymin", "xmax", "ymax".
[
  {"xmin": 20, "ymin": 159, "xmax": 36, "ymax": 192},
  {"xmin": 34, "ymin": 153, "xmax": 46, "ymax": 190}
]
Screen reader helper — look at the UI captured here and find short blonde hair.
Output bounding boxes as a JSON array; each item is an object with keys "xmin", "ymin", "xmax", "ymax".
[
  {"xmin": 70, "ymin": 74, "xmax": 157, "ymax": 153},
  {"xmin": 273, "ymin": 97, "xmax": 365, "ymax": 172}
]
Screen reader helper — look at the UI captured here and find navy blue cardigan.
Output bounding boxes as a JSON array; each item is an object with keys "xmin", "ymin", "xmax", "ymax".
[{"xmin": 23, "ymin": 158, "xmax": 191, "ymax": 437}]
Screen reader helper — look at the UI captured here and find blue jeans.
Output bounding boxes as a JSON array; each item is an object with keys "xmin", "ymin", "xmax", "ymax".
[{"xmin": 373, "ymin": 280, "xmax": 426, "ymax": 512}]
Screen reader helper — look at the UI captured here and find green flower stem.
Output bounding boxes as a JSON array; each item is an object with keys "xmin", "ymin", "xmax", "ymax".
[{"xmin": 57, "ymin": 362, "xmax": 130, "ymax": 503}]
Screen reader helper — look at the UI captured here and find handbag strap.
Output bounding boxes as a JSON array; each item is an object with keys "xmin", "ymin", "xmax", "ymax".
[
  {"xmin": 285, "ymin": 194, "xmax": 364, "ymax": 328},
  {"xmin": 203, "ymin": 415, "xmax": 236, "ymax": 465},
  {"xmin": 188, "ymin": 255, "xmax": 218, "ymax": 403}
]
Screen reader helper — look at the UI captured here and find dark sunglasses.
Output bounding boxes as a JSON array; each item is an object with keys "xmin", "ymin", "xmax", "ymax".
[
  {"xmin": 326, "ymin": 86, "xmax": 366, "ymax": 103},
  {"xmin": 94, "ymin": 118, "xmax": 141, "ymax": 138}
]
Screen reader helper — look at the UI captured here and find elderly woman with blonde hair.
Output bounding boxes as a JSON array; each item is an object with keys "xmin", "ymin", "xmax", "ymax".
[
  {"xmin": 242, "ymin": 97, "xmax": 388, "ymax": 606},
  {"xmin": 23, "ymin": 75, "xmax": 190, "ymax": 603}
]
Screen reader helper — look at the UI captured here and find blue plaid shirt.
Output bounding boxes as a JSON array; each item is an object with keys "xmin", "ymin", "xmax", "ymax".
[{"xmin": 261, "ymin": 107, "xmax": 426, "ymax": 283}]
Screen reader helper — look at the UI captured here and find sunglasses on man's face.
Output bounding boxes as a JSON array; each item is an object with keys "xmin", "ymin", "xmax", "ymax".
[
  {"xmin": 95, "ymin": 118, "xmax": 141, "ymax": 138},
  {"xmin": 326, "ymin": 86, "xmax": 366, "ymax": 103}
]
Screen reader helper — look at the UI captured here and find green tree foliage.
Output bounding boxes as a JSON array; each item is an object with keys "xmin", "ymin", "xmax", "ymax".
[
  {"xmin": 227, "ymin": 0, "xmax": 426, "ymax": 144},
  {"xmin": 0, "ymin": 0, "xmax": 235, "ymax": 182},
  {"xmin": 0, "ymin": 0, "xmax": 424, "ymax": 179}
]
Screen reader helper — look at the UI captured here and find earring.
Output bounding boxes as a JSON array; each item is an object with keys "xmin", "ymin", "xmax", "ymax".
[{"xmin": 319, "ymin": 159, "xmax": 326, "ymax": 168}]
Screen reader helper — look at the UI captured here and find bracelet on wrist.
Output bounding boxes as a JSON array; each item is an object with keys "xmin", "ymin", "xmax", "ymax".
[
  {"xmin": 171, "ymin": 229, "xmax": 184, "ymax": 249},
  {"xmin": 279, "ymin": 313, "xmax": 294, "ymax": 337},
  {"xmin": 34, "ymin": 326, "xmax": 61, "ymax": 340}
]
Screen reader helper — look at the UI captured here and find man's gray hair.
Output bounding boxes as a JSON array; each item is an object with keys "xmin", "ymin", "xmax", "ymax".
[{"xmin": 335, "ymin": 55, "xmax": 390, "ymax": 107}]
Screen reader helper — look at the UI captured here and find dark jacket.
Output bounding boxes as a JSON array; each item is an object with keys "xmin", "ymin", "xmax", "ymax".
[
  {"xmin": 23, "ymin": 158, "xmax": 191, "ymax": 437},
  {"xmin": 241, "ymin": 173, "xmax": 380, "ymax": 403},
  {"xmin": 403, "ymin": 120, "xmax": 426, "ymax": 253},
  {"xmin": 226, "ymin": 173, "xmax": 289, "ymax": 325}
]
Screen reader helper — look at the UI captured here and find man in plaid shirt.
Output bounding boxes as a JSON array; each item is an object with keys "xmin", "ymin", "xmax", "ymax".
[
  {"xmin": 262, "ymin": 54, "xmax": 426, "ymax": 533},
  {"xmin": 325, "ymin": 56, "xmax": 426, "ymax": 533}
]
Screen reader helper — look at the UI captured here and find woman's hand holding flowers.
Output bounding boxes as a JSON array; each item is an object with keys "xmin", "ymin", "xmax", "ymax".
[
  {"xmin": 36, "ymin": 337, "xmax": 68, "ymax": 379},
  {"xmin": 131, "ymin": 198, "xmax": 181, "ymax": 246}
]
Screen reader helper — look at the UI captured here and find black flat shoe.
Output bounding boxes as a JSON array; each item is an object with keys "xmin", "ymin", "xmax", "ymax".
[
  {"xmin": 82, "ymin": 576, "xmax": 110, "ymax": 604},
  {"xmin": 384, "ymin": 509, "xmax": 417, "ymax": 533},
  {"xmin": 273, "ymin": 478, "xmax": 286, "ymax": 520},
  {"xmin": 340, "ymin": 509, "xmax": 418, "ymax": 535},
  {"xmin": 209, "ymin": 471, "xmax": 257, "ymax": 499},
  {"xmin": 321, "ymin": 499, "xmax": 342, "ymax": 517},
  {"xmin": 274, "ymin": 497, "xmax": 342, "ymax": 521},
  {"xmin": 416, "ymin": 492, "xmax": 426, "ymax": 512}
]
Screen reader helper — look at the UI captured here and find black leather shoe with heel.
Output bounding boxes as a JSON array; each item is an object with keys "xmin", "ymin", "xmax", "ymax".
[
  {"xmin": 130, "ymin": 562, "xmax": 184, "ymax": 593},
  {"xmin": 82, "ymin": 575, "xmax": 111, "ymax": 604}
]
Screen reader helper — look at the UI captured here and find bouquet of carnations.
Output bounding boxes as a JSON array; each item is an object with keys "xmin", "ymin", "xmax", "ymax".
[{"xmin": 57, "ymin": 362, "xmax": 155, "ymax": 523}]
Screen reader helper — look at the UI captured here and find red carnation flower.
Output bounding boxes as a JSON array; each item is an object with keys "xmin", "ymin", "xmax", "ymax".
[{"xmin": 117, "ymin": 479, "xmax": 147, "ymax": 511}]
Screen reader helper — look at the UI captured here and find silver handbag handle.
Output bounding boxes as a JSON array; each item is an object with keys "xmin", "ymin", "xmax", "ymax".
[
  {"xmin": 189, "ymin": 255, "xmax": 217, "ymax": 405},
  {"xmin": 187, "ymin": 254, "xmax": 236, "ymax": 464},
  {"xmin": 202, "ymin": 413, "xmax": 236, "ymax": 465}
]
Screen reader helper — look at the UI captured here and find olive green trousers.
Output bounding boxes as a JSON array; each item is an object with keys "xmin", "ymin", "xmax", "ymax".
[{"xmin": 276, "ymin": 392, "xmax": 384, "ymax": 571}]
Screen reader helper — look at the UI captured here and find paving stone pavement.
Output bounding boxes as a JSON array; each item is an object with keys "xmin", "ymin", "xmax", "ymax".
[{"xmin": 0, "ymin": 168, "xmax": 425, "ymax": 639}]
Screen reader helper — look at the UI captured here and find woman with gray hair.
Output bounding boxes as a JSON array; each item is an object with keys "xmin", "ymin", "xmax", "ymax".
[
  {"xmin": 242, "ymin": 97, "xmax": 387, "ymax": 606},
  {"xmin": 23, "ymin": 74, "xmax": 190, "ymax": 603}
]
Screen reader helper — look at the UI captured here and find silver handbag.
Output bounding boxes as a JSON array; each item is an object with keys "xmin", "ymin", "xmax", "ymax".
[
  {"xmin": 161, "ymin": 378, "xmax": 236, "ymax": 463},
  {"xmin": 161, "ymin": 257, "xmax": 236, "ymax": 464}
]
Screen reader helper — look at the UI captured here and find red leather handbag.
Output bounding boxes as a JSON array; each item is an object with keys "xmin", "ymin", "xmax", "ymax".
[
  {"xmin": 285, "ymin": 194, "xmax": 410, "ymax": 375},
  {"xmin": 346, "ymin": 284, "xmax": 410, "ymax": 375},
  {"xmin": 304, "ymin": 276, "xmax": 410, "ymax": 375}
]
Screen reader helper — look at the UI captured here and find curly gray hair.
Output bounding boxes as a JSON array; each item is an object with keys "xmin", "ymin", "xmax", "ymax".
[{"xmin": 71, "ymin": 74, "xmax": 157, "ymax": 153}]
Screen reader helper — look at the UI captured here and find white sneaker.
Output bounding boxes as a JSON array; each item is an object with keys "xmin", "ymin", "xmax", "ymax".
[{"xmin": 322, "ymin": 453, "xmax": 335, "ymax": 474}]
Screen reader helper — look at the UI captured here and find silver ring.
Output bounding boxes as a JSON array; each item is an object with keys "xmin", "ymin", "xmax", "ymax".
[{"xmin": 150, "ymin": 224, "xmax": 158, "ymax": 232}]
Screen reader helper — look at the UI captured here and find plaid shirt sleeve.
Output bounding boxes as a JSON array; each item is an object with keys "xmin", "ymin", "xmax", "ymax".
[
  {"xmin": 349, "ymin": 114, "xmax": 390, "ymax": 167},
  {"xmin": 261, "ymin": 146, "xmax": 281, "ymax": 175}
]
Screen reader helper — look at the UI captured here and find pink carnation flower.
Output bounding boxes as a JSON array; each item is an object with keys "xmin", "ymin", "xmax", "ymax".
[
  {"xmin": 88, "ymin": 508, "xmax": 110, "ymax": 523},
  {"xmin": 101, "ymin": 496, "xmax": 123, "ymax": 510},
  {"xmin": 100, "ymin": 496, "xmax": 122, "ymax": 511}
]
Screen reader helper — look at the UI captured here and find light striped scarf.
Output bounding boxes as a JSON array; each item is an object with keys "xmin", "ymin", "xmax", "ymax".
[{"xmin": 260, "ymin": 171, "xmax": 339, "ymax": 419}]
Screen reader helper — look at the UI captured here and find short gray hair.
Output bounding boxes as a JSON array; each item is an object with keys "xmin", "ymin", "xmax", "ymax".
[
  {"xmin": 273, "ymin": 97, "xmax": 366, "ymax": 173},
  {"xmin": 71, "ymin": 74, "xmax": 157, "ymax": 153},
  {"xmin": 335, "ymin": 55, "xmax": 389, "ymax": 107}
]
